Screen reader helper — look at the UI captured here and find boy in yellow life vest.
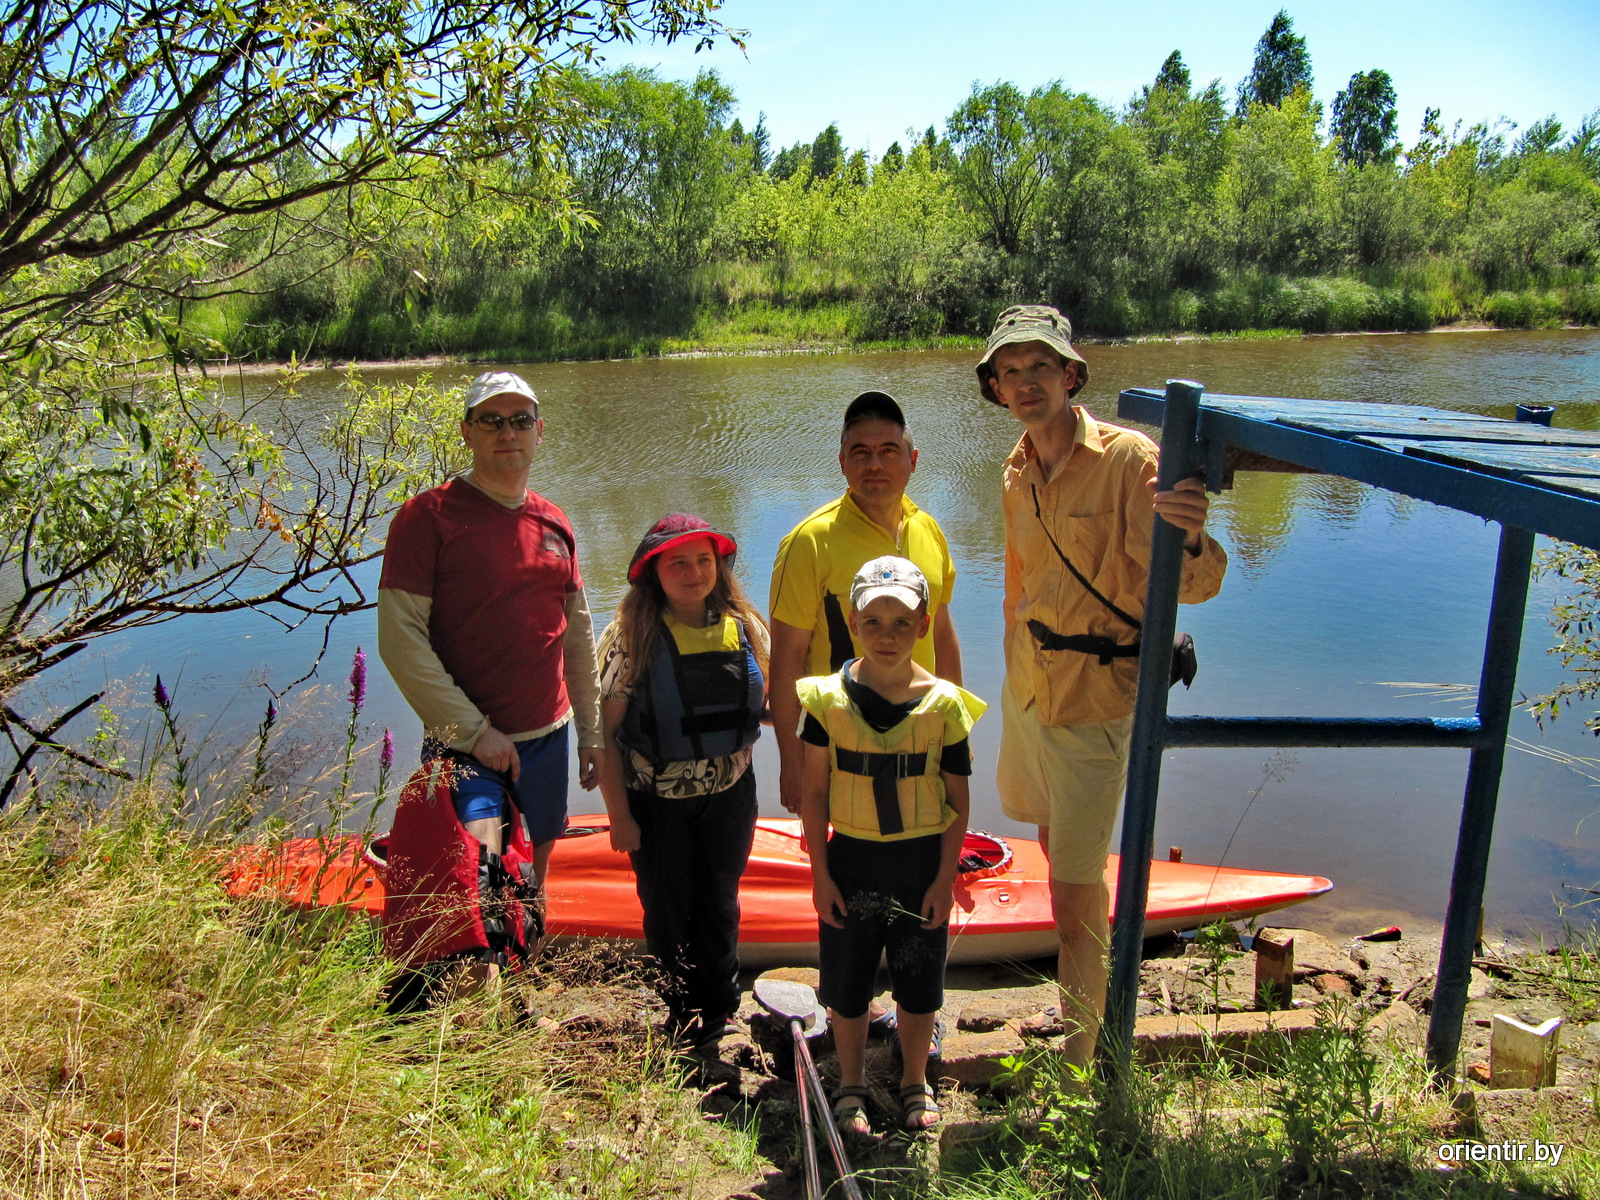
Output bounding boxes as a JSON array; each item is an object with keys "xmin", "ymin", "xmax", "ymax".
[{"xmin": 796, "ymin": 556, "xmax": 986, "ymax": 1134}]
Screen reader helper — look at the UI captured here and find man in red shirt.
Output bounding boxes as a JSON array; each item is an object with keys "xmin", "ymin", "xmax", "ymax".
[{"xmin": 379, "ymin": 371, "xmax": 602, "ymax": 916}]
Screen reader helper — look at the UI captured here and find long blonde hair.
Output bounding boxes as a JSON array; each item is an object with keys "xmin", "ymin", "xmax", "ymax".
[{"xmin": 615, "ymin": 550, "xmax": 770, "ymax": 693}]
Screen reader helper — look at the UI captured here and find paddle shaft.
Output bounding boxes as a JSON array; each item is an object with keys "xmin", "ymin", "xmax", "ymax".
[
  {"xmin": 789, "ymin": 1021, "xmax": 864, "ymax": 1200},
  {"xmin": 789, "ymin": 1018, "xmax": 823, "ymax": 1200}
]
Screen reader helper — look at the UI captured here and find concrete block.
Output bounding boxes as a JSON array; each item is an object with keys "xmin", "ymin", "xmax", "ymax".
[
  {"xmin": 1132, "ymin": 1009, "xmax": 1320, "ymax": 1068},
  {"xmin": 936, "ymin": 1027, "xmax": 1029, "ymax": 1086},
  {"xmin": 1257, "ymin": 926, "xmax": 1361, "ymax": 983},
  {"xmin": 1490, "ymin": 1014, "xmax": 1561, "ymax": 1089},
  {"xmin": 1254, "ymin": 933, "xmax": 1294, "ymax": 1010}
]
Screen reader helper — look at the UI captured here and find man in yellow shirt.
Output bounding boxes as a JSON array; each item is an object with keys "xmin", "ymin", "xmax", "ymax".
[
  {"xmin": 769, "ymin": 391, "xmax": 963, "ymax": 813},
  {"xmin": 979, "ymin": 305, "xmax": 1227, "ymax": 1064}
]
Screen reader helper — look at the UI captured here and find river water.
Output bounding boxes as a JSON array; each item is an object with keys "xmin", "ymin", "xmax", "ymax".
[{"xmin": 68, "ymin": 328, "xmax": 1600, "ymax": 938}]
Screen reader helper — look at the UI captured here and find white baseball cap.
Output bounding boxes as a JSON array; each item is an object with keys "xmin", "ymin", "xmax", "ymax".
[
  {"xmin": 851, "ymin": 555, "xmax": 930, "ymax": 611},
  {"xmin": 463, "ymin": 370, "xmax": 538, "ymax": 415}
]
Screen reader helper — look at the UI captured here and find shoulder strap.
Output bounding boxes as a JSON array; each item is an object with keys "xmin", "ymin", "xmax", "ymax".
[{"xmin": 1031, "ymin": 484, "xmax": 1142, "ymax": 632}]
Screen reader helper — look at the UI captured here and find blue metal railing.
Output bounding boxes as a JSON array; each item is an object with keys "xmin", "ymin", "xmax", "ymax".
[{"xmin": 1097, "ymin": 380, "xmax": 1544, "ymax": 1092}]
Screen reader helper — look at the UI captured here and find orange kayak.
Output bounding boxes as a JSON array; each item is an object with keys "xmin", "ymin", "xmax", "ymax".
[{"xmin": 220, "ymin": 816, "xmax": 1332, "ymax": 966}]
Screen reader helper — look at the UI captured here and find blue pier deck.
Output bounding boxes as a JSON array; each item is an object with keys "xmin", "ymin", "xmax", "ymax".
[{"xmin": 1100, "ymin": 381, "xmax": 1600, "ymax": 1089}]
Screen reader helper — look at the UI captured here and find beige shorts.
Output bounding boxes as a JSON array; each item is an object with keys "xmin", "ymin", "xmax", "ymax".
[{"xmin": 996, "ymin": 686, "xmax": 1133, "ymax": 885}]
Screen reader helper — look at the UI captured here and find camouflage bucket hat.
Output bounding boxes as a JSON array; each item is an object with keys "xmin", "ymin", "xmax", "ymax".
[{"xmin": 975, "ymin": 304, "xmax": 1090, "ymax": 405}]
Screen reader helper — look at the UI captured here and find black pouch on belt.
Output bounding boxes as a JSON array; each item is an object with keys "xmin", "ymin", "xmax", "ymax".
[
  {"xmin": 1030, "ymin": 485, "xmax": 1199, "ymax": 690},
  {"xmin": 1027, "ymin": 620, "xmax": 1198, "ymax": 690}
]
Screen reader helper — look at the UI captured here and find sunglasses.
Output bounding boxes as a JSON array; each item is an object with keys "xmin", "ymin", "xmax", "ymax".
[{"xmin": 465, "ymin": 411, "xmax": 538, "ymax": 432}]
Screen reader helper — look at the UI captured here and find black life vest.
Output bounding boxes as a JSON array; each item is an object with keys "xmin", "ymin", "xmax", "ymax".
[
  {"xmin": 380, "ymin": 758, "xmax": 543, "ymax": 971},
  {"xmin": 615, "ymin": 614, "xmax": 763, "ymax": 766}
]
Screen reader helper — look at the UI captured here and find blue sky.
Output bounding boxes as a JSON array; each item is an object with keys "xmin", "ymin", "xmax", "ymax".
[{"xmin": 603, "ymin": 0, "xmax": 1600, "ymax": 157}]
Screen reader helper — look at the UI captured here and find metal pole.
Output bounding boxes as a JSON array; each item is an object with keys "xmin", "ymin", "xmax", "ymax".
[
  {"xmin": 1427, "ymin": 524, "xmax": 1535, "ymax": 1083},
  {"xmin": 789, "ymin": 1019, "xmax": 823, "ymax": 1200},
  {"xmin": 792, "ymin": 1029, "xmax": 865, "ymax": 1200},
  {"xmin": 1099, "ymin": 379, "xmax": 1205, "ymax": 1086}
]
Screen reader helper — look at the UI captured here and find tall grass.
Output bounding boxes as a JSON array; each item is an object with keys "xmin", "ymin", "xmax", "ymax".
[
  {"xmin": 944, "ymin": 1016, "xmax": 1598, "ymax": 1200},
  {"xmin": 0, "ymin": 793, "xmax": 751, "ymax": 1199},
  {"xmin": 0, "ymin": 668, "xmax": 758, "ymax": 1200}
]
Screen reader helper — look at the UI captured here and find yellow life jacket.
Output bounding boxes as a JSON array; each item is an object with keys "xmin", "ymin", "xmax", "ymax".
[{"xmin": 795, "ymin": 668, "xmax": 986, "ymax": 841}]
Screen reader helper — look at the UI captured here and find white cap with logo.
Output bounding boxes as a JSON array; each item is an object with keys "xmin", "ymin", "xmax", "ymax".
[
  {"xmin": 851, "ymin": 555, "xmax": 930, "ymax": 611},
  {"xmin": 463, "ymin": 370, "xmax": 538, "ymax": 415}
]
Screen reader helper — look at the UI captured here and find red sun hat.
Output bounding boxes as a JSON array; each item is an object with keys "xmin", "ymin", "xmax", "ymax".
[{"xmin": 627, "ymin": 514, "xmax": 738, "ymax": 584}]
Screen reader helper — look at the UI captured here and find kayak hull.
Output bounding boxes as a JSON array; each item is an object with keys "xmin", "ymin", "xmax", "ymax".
[{"xmin": 220, "ymin": 816, "xmax": 1332, "ymax": 966}]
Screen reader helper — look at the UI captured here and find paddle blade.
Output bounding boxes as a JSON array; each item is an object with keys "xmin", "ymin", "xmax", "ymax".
[{"xmin": 754, "ymin": 977, "xmax": 825, "ymax": 1033}]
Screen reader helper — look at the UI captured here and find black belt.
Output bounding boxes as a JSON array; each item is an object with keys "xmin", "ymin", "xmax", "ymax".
[
  {"xmin": 833, "ymin": 747, "xmax": 928, "ymax": 837},
  {"xmin": 1028, "ymin": 618, "xmax": 1139, "ymax": 666}
]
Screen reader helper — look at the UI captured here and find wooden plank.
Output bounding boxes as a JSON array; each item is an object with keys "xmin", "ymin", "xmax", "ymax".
[
  {"xmin": 1526, "ymin": 475, "xmax": 1600, "ymax": 500},
  {"xmin": 1369, "ymin": 444, "xmax": 1600, "ymax": 483},
  {"xmin": 1281, "ymin": 414, "xmax": 1600, "ymax": 445},
  {"xmin": 1205, "ymin": 393, "xmax": 1442, "ymax": 419},
  {"xmin": 1196, "ymin": 394, "xmax": 1600, "ymax": 446},
  {"xmin": 1357, "ymin": 438, "xmax": 1600, "ymax": 480}
]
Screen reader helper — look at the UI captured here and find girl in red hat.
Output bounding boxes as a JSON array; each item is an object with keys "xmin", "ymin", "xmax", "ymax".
[{"xmin": 595, "ymin": 514, "xmax": 771, "ymax": 1047}]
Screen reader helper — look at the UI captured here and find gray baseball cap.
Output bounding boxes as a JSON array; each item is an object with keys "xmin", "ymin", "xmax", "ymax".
[
  {"xmin": 975, "ymin": 304, "xmax": 1090, "ymax": 405},
  {"xmin": 463, "ymin": 370, "xmax": 538, "ymax": 417},
  {"xmin": 851, "ymin": 555, "xmax": 930, "ymax": 612}
]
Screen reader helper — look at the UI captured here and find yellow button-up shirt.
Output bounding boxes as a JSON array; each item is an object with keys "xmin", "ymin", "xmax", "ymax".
[{"xmin": 1003, "ymin": 409, "xmax": 1227, "ymax": 726}]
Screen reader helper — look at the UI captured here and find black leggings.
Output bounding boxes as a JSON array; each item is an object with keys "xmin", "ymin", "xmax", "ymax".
[{"xmin": 627, "ymin": 770, "xmax": 758, "ymax": 1023}]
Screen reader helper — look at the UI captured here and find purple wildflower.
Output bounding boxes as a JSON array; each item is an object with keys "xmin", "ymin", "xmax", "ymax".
[
  {"xmin": 265, "ymin": 696, "xmax": 278, "ymax": 727},
  {"xmin": 348, "ymin": 646, "xmax": 367, "ymax": 715},
  {"xmin": 380, "ymin": 728, "xmax": 394, "ymax": 772},
  {"xmin": 153, "ymin": 675, "xmax": 170, "ymax": 711}
]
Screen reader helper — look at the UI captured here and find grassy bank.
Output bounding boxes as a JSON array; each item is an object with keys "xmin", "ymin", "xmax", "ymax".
[
  {"xmin": 0, "ymin": 794, "xmax": 758, "ymax": 1199},
  {"xmin": 195, "ymin": 261, "xmax": 1600, "ymax": 366},
  {"xmin": 4, "ymin": 782, "xmax": 1596, "ymax": 1199}
]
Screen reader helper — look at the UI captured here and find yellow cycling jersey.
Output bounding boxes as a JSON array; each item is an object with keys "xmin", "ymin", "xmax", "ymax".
[
  {"xmin": 770, "ymin": 492, "xmax": 955, "ymax": 677},
  {"xmin": 796, "ymin": 670, "xmax": 986, "ymax": 841}
]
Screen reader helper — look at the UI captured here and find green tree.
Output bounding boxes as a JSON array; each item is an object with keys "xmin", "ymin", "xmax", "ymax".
[
  {"xmin": 1331, "ymin": 70, "xmax": 1399, "ymax": 166},
  {"xmin": 879, "ymin": 142, "xmax": 905, "ymax": 176},
  {"xmin": 565, "ymin": 69, "xmax": 741, "ymax": 270},
  {"xmin": 1237, "ymin": 9, "xmax": 1312, "ymax": 113},
  {"xmin": 1224, "ymin": 89, "xmax": 1335, "ymax": 271},
  {"xmin": 810, "ymin": 123, "xmax": 844, "ymax": 180},
  {"xmin": 1515, "ymin": 116, "xmax": 1565, "ymax": 158},
  {"xmin": 946, "ymin": 82, "xmax": 1053, "ymax": 254},
  {"xmin": 770, "ymin": 143, "xmax": 808, "ymax": 181},
  {"xmin": 850, "ymin": 144, "xmax": 973, "ymax": 336},
  {"xmin": 750, "ymin": 113, "xmax": 772, "ymax": 173},
  {"xmin": 1153, "ymin": 50, "xmax": 1192, "ymax": 97},
  {"xmin": 0, "ymin": 0, "xmax": 730, "ymax": 795}
]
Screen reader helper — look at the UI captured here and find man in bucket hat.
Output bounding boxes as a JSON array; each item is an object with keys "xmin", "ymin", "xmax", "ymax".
[
  {"xmin": 979, "ymin": 306, "xmax": 1226, "ymax": 1065},
  {"xmin": 379, "ymin": 369, "xmax": 603, "ymax": 988}
]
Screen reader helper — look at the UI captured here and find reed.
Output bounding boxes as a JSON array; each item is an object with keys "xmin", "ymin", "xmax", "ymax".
[{"xmin": 0, "ymin": 695, "xmax": 759, "ymax": 1200}]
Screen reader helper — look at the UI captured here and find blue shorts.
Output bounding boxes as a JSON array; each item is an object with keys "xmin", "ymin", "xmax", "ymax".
[{"xmin": 448, "ymin": 724, "xmax": 570, "ymax": 846}]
